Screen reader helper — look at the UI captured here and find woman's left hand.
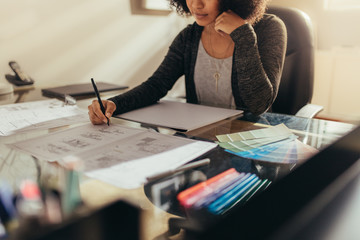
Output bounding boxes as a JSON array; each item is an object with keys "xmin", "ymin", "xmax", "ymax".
[{"xmin": 214, "ymin": 10, "xmax": 247, "ymax": 35}]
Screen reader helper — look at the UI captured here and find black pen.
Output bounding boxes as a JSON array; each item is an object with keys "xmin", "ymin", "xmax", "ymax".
[{"xmin": 91, "ymin": 78, "xmax": 109, "ymax": 126}]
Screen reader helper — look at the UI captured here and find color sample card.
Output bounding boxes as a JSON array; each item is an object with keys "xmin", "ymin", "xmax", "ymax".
[
  {"xmin": 217, "ymin": 125, "xmax": 318, "ymax": 164},
  {"xmin": 216, "ymin": 124, "xmax": 292, "ymax": 142},
  {"xmin": 217, "ymin": 134, "xmax": 295, "ymax": 153},
  {"xmin": 228, "ymin": 138, "xmax": 318, "ymax": 164}
]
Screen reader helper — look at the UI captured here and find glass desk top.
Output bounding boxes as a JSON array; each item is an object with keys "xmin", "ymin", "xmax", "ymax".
[{"xmin": 0, "ymin": 88, "xmax": 357, "ymax": 240}]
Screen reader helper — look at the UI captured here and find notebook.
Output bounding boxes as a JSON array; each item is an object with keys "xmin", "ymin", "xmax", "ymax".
[
  {"xmin": 42, "ymin": 82, "xmax": 128, "ymax": 98},
  {"xmin": 115, "ymin": 100, "xmax": 243, "ymax": 132}
]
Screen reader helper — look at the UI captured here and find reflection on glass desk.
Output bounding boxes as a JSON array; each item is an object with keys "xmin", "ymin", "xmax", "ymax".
[
  {"xmin": 143, "ymin": 112, "xmax": 356, "ymax": 216},
  {"xmin": 0, "ymin": 87, "xmax": 358, "ymax": 240}
]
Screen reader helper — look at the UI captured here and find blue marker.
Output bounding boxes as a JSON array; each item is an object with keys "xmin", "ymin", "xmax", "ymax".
[
  {"xmin": 208, "ymin": 174, "xmax": 259, "ymax": 214},
  {"xmin": 193, "ymin": 173, "xmax": 249, "ymax": 209},
  {"xmin": 221, "ymin": 178, "xmax": 263, "ymax": 215}
]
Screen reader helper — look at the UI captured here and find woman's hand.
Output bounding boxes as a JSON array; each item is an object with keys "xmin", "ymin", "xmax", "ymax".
[
  {"xmin": 214, "ymin": 10, "xmax": 247, "ymax": 35},
  {"xmin": 88, "ymin": 100, "xmax": 116, "ymax": 125}
]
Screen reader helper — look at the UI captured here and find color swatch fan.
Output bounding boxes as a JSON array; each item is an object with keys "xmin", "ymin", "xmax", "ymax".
[{"xmin": 216, "ymin": 124, "xmax": 318, "ymax": 164}]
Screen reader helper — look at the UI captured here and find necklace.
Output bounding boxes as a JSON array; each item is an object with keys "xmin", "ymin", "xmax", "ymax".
[
  {"xmin": 208, "ymin": 29, "xmax": 233, "ymax": 92},
  {"xmin": 208, "ymin": 58, "xmax": 224, "ymax": 93}
]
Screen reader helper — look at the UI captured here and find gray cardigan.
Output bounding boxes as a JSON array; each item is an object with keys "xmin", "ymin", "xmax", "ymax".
[{"xmin": 110, "ymin": 14, "xmax": 287, "ymax": 116}]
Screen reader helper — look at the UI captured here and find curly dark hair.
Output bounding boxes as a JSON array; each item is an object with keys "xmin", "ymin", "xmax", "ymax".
[{"xmin": 169, "ymin": 0, "xmax": 269, "ymax": 24}]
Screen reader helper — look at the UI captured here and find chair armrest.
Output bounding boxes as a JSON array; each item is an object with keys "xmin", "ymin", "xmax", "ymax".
[{"xmin": 295, "ymin": 104, "xmax": 324, "ymax": 118}]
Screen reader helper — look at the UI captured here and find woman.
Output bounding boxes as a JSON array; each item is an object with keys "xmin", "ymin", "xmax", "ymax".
[{"xmin": 88, "ymin": 0, "xmax": 287, "ymax": 125}]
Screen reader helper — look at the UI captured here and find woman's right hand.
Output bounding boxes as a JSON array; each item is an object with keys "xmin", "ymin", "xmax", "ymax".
[
  {"xmin": 88, "ymin": 100, "xmax": 116, "ymax": 125},
  {"xmin": 215, "ymin": 10, "xmax": 247, "ymax": 35}
]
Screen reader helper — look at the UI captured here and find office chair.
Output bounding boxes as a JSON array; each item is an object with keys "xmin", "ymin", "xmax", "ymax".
[{"xmin": 267, "ymin": 6, "xmax": 323, "ymax": 118}]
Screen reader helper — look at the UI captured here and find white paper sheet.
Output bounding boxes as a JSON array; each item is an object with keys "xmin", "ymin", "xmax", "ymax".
[
  {"xmin": 86, "ymin": 140, "xmax": 215, "ymax": 189},
  {"xmin": 9, "ymin": 123, "xmax": 145, "ymax": 162},
  {"xmin": 0, "ymin": 99, "xmax": 87, "ymax": 136},
  {"xmin": 9, "ymin": 123, "xmax": 217, "ymax": 189}
]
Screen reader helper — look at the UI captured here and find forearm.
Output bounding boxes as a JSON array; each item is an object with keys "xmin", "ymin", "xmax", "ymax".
[
  {"xmin": 108, "ymin": 80, "xmax": 166, "ymax": 115},
  {"xmin": 231, "ymin": 20, "xmax": 286, "ymax": 115},
  {"xmin": 109, "ymin": 28, "xmax": 187, "ymax": 115}
]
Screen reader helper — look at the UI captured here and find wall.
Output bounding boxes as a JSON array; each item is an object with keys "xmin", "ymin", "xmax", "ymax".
[
  {"xmin": 0, "ymin": 0, "xmax": 186, "ymax": 90},
  {"xmin": 270, "ymin": 0, "xmax": 360, "ymax": 50},
  {"xmin": 270, "ymin": 0, "xmax": 360, "ymax": 123},
  {"xmin": 1, "ymin": 0, "xmax": 359, "ymax": 123}
]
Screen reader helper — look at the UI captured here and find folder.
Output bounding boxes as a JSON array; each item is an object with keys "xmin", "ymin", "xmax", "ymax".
[{"xmin": 42, "ymin": 82, "xmax": 128, "ymax": 98}]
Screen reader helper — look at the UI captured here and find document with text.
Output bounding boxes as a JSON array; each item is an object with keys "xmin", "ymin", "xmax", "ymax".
[
  {"xmin": 9, "ymin": 123, "xmax": 217, "ymax": 189},
  {"xmin": 0, "ymin": 99, "xmax": 88, "ymax": 136}
]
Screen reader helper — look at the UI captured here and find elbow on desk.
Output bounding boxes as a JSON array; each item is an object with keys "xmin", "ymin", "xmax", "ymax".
[
  {"xmin": 239, "ymin": 86, "xmax": 277, "ymax": 116},
  {"xmin": 243, "ymin": 99, "xmax": 273, "ymax": 116}
]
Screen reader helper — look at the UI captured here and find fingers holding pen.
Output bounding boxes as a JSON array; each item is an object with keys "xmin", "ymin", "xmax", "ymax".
[
  {"xmin": 88, "ymin": 100, "xmax": 104, "ymax": 125},
  {"xmin": 88, "ymin": 107, "xmax": 103, "ymax": 125},
  {"xmin": 103, "ymin": 100, "xmax": 116, "ymax": 119},
  {"xmin": 88, "ymin": 99, "xmax": 114, "ymax": 125},
  {"xmin": 88, "ymin": 100, "xmax": 116, "ymax": 125}
]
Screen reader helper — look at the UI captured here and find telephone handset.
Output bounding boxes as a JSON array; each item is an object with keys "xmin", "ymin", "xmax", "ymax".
[{"xmin": 6, "ymin": 61, "xmax": 34, "ymax": 86}]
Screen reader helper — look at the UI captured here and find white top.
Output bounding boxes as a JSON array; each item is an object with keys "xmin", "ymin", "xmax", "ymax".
[{"xmin": 194, "ymin": 40, "xmax": 235, "ymax": 109}]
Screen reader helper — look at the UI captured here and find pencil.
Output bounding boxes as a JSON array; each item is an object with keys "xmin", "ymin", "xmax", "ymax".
[{"xmin": 91, "ymin": 78, "xmax": 109, "ymax": 126}]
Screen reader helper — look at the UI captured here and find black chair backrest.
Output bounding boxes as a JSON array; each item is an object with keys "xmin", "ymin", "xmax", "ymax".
[{"xmin": 267, "ymin": 6, "xmax": 315, "ymax": 115}]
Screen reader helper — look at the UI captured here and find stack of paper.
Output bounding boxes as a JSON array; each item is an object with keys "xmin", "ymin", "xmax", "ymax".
[
  {"xmin": 216, "ymin": 124, "xmax": 318, "ymax": 164},
  {"xmin": 0, "ymin": 99, "xmax": 88, "ymax": 136}
]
